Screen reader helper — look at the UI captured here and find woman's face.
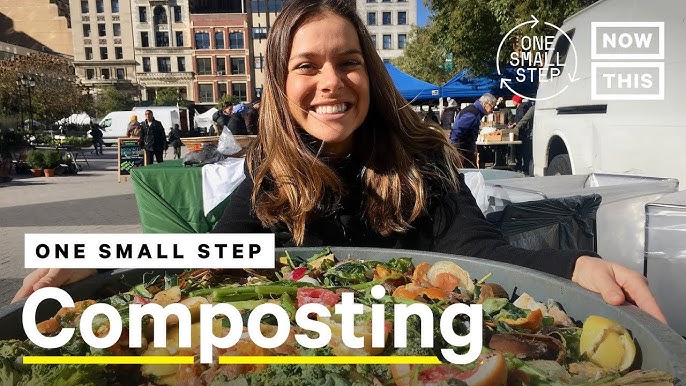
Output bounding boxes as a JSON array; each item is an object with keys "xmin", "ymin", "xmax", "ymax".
[{"xmin": 285, "ymin": 12, "xmax": 370, "ymax": 156}]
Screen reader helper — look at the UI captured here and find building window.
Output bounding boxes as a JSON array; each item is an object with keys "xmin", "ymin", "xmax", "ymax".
[
  {"xmin": 367, "ymin": 13, "xmax": 376, "ymax": 25},
  {"xmin": 382, "ymin": 34, "xmax": 391, "ymax": 49},
  {"xmin": 101, "ymin": 68, "xmax": 110, "ymax": 79},
  {"xmin": 143, "ymin": 57, "xmax": 151, "ymax": 72},
  {"xmin": 195, "ymin": 32, "xmax": 210, "ymax": 49},
  {"xmin": 115, "ymin": 46, "xmax": 123, "ymax": 59},
  {"xmin": 175, "ymin": 31, "xmax": 184, "ymax": 46},
  {"xmin": 218, "ymin": 83, "xmax": 228, "ymax": 99},
  {"xmin": 254, "ymin": 55, "xmax": 264, "ymax": 69},
  {"xmin": 177, "ymin": 57, "xmax": 185, "ymax": 71},
  {"xmin": 111, "ymin": 0, "xmax": 119, "ymax": 13},
  {"xmin": 229, "ymin": 32, "xmax": 244, "ymax": 49},
  {"xmin": 116, "ymin": 68, "xmax": 125, "ymax": 79},
  {"xmin": 232, "ymin": 82, "xmax": 247, "ymax": 101},
  {"xmin": 157, "ymin": 57, "xmax": 171, "ymax": 72},
  {"xmin": 215, "ymin": 32, "xmax": 225, "ymax": 49},
  {"xmin": 153, "ymin": 6, "xmax": 168, "ymax": 24},
  {"xmin": 366, "ymin": 0, "xmax": 376, "ymax": 2},
  {"xmin": 100, "ymin": 47, "xmax": 108, "ymax": 60},
  {"xmin": 398, "ymin": 11, "xmax": 407, "ymax": 25},
  {"xmin": 216, "ymin": 57, "xmax": 226, "ymax": 74},
  {"xmin": 139, "ymin": 7, "xmax": 147, "ymax": 22},
  {"xmin": 398, "ymin": 34, "xmax": 407, "ymax": 49},
  {"xmin": 86, "ymin": 68, "xmax": 95, "ymax": 79},
  {"xmin": 252, "ymin": 27, "xmax": 268, "ymax": 40},
  {"xmin": 81, "ymin": 0, "xmax": 89, "ymax": 13},
  {"xmin": 85, "ymin": 47, "xmax": 93, "ymax": 60},
  {"xmin": 141, "ymin": 31, "xmax": 149, "ymax": 47},
  {"xmin": 382, "ymin": 12, "xmax": 391, "ymax": 25},
  {"xmin": 230, "ymin": 57, "xmax": 246, "ymax": 74},
  {"xmin": 83, "ymin": 24, "xmax": 91, "ymax": 37},
  {"xmin": 156, "ymin": 32, "xmax": 169, "ymax": 47},
  {"xmin": 398, "ymin": 0, "xmax": 407, "ymax": 2},
  {"xmin": 97, "ymin": 24, "xmax": 106, "ymax": 37},
  {"xmin": 96, "ymin": 0, "xmax": 104, "ymax": 13},
  {"xmin": 198, "ymin": 84, "xmax": 214, "ymax": 103},
  {"xmin": 382, "ymin": 0, "xmax": 391, "ymax": 2},
  {"xmin": 370, "ymin": 35, "xmax": 376, "ymax": 48},
  {"xmin": 113, "ymin": 23, "xmax": 121, "ymax": 36},
  {"xmin": 196, "ymin": 58, "xmax": 212, "ymax": 75},
  {"xmin": 174, "ymin": 6, "xmax": 182, "ymax": 22}
]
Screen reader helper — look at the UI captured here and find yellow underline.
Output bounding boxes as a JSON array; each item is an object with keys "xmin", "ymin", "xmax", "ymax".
[
  {"xmin": 23, "ymin": 356, "xmax": 195, "ymax": 365},
  {"xmin": 24, "ymin": 355, "xmax": 441, "ymax": 365},
  {"xmin": 220, "ymin": 356, "xmax": 441, "ymax": 365}
]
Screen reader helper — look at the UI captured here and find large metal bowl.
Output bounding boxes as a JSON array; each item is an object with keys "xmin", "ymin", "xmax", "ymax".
[{"xmin": 2, "ymin": 247, "xmax": 685, "ymax": 382}]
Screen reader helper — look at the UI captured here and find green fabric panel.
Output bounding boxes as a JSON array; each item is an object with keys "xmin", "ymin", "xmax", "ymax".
[{"xmin": 131, "ymin": 159, "xmax": 210, "ymax": 233}]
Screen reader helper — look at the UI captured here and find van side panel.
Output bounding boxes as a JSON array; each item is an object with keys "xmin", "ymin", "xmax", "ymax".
[{"xmin": 535, "ymin": 0, "xmax": 686, "ymax": 184}]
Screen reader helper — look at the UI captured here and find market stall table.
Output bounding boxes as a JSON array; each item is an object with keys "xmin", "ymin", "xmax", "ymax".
[
  {"xmin": 476, "ymin": 139, "xmax": 521, "ymax": 169},
  {"xmin": 130, "ymin": 159, "xmax": 233, "ymax": 233}
]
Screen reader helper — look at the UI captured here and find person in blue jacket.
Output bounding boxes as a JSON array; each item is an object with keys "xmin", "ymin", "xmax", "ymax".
[{"xmin": 450, "ymin": 93, "xmax": 496, "ymax": 167}]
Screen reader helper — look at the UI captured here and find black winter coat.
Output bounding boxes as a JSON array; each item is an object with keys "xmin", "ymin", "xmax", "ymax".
[{"xmin": 212, "ymin": 156, "xmax": 591, "ymax": 279}]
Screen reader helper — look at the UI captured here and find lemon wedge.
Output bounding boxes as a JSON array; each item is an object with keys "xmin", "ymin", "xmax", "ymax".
[{"xmin": 579, "ymin": 315, "xmax": 636, "ymax": 371}]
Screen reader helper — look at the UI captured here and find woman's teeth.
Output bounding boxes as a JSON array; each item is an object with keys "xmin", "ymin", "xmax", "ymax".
[{"xmin": 315, "ymin": 104, "xmax": 348, "ymax": 114}]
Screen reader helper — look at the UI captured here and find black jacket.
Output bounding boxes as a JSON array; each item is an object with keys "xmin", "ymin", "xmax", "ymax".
[
  {"xmin": 140, "ymin": 119, "xmax": 166, "ymax": 151},
  {"xmin": 212, "ymin": 156, "xmax": 590, "ymax": 279}
]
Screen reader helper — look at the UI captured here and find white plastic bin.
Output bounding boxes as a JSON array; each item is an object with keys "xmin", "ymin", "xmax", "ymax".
[
  {"xmin": 484, "ymin": 174, "xmax": 679, "ymax": 273},
  {"xmin": 645, "ymin": 190, "xmax": 686, "ymax": 336}
]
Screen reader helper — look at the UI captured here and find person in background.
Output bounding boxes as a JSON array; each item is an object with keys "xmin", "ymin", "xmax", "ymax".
[
  {"xmin": 440, "ymin": 98, "xmax": 459, "ymax": 131},
  {"xmin": 451, "ymin": 93, "xmax": 496, "ymax": 168},
  {"xmin": 140, "ymin": 110, "xmax": 166, "ymax": 164},
  {"xmin": 244, "ymin": 99, "xmax": 261, "ymax": 135},
  {"xmin": 126, "ymin": 115, "xmax": 141, "ymax": 138},
  {"xmin": 13, "ymin": 0, "xmax": 666, "ymax": 325},
  {"xmin": 423, "ymin": 106, "xmax": 438, "ymax": 124},
  {"xmin": 213, "ymin": 102, "xmax": 233, "ymax": 133},
  {"xmin": 89, "ymin": 124, "xmax": 103, "ymax": 155},
  {"xmin": 510, "ymin": 95, "xmax": 534, "ymax": 175},
  {"xmin": 228, "ymin": 104, "xmax": 248, "ymax": 135},
  {"xmin": 168, "ymin": 123, "xmax": 183, "ymax": 159}
]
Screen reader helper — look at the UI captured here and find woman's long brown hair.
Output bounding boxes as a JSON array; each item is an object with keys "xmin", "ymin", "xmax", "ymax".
[{"xmin": 248, "ymin": 0, "xmax": 462, "ymax": 244}]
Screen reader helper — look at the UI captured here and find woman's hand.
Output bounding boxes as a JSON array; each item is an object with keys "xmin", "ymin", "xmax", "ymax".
[
  {"xmin": 12, "ymin": 268, "xmax": 97, "ymax": 303},
  {"xmin": 572, "ymin": 255, "xmax": 667, "ymax": 323}
]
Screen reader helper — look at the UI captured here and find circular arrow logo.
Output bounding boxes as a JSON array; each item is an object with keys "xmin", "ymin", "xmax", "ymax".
[{"xmin": 496, "ymin": 15, "xmax": 578, "ymax": 101}]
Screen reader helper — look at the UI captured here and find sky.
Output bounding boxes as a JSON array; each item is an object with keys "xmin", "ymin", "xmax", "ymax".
[{"xmin": 417, "ymin": 0, "xmax": 429, "ymax": 26}]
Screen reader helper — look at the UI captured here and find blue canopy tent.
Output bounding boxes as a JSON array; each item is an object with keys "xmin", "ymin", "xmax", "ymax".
[
  {"xmin": 441, "ymin": 68, "xmax": 539, "ymax": 101},
  {"xmin": 384, "ymin": 63, "xmax": 440, "ymax": 102}
]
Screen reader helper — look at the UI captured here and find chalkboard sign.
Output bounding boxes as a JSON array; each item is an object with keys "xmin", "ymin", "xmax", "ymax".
[{"xmin": 118, "ymin": 138, "xmax": 146, "ymax": 182}]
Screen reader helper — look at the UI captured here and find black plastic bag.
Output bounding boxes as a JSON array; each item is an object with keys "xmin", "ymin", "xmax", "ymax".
[{"xmin": 485, "ymin": 194, "xmax": 602, "ymax": 251}]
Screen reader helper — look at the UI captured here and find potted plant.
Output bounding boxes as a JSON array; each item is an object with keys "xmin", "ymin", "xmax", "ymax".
[
  {"xmin": 43, "ymin": 150, "xmax": 62, "ymax": 177},
  {"xmin": 26, "ymin": 150, "xmax": 46, "ymax": 176}
]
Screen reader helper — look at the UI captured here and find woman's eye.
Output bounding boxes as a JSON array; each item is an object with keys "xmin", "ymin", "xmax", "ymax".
[
  {"xmin": 341, "ymin": 60, "xmax": 362, "ymax": 67},
  {"xmin": 294, "ymin": 63, "xmax": 316, "ymax": 72}
]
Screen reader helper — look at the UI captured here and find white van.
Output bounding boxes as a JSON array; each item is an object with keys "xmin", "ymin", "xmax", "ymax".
[
  {"xmin": 131, "ymin": 106, "xmax": 184, "ymax": 135},
  {"xmin": 534, "ymin": 0, "xmax": 686, "ymax": 185},
  {"xmin": 98, "ymin": 111, "xmax": 136, "ymax": 146}
]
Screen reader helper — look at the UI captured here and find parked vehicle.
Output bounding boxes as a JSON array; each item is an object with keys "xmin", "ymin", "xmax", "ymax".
[
  {"xmin": 98, "ymin": 111, "xmax": 136, "ymax": 147},
  {"xmin": 534, "ymin": 0, "xmax": 686, "ymax": 186}
]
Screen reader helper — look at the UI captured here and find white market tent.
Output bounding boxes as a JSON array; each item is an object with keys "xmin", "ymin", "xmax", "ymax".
[
  {"xmin": 55, "ymin": 112, "xmax": 95, "ymax": 126},
  {"xmin": 194, "ymin": 108, "xmax": 218, "ymax": 130}
]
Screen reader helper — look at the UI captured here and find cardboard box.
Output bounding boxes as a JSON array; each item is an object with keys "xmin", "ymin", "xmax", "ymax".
[{"xmin": 482, "ymin": 132, "xmax": 502, "ymax": 142}]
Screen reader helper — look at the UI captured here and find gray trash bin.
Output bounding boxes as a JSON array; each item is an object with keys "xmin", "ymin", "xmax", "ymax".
[
  {"xmin": 645, "ymin": 190, "xmax": 686, "ymax": 336},
  {"xmin": 484, "ymin": 173, "xmax": 679, "ymax": 273}
]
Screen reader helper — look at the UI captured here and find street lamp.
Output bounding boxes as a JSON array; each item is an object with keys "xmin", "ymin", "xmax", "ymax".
[{"xmin": 18, "ymin": 74, "xmax": 36, "ymax": 132}]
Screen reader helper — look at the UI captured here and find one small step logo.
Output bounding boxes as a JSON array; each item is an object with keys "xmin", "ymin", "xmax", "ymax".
[{"xmin": 591, "ymin": 22, "xmax": 664, "ymax": 100}]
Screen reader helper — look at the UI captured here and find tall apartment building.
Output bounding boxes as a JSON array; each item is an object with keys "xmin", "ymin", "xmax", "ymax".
[
  {"xmin": 131, "ymin": 0, "xmax": 193, "ymax": 102},
  {"xmin": 248, "ymin": 0, "xmax": 283, "ymax": 99},
  {"xmin": 189, "ymin": 1, "xmax": 252, "ymax": 108},
  {"xmin": 0, "ymin": 0, "xmax": 73, "ymax": 56},
  {"xmin": 69, "ymin": 0, "xmax": 138, "ymax": 97},
  {"xmin": 357, "ymin": 0, "xmax": 416, "ymax": 62}
]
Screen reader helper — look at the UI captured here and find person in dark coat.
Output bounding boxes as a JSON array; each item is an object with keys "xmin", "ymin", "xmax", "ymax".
[
  {"xmin": 212, "ymin": 102, "xmax": 233, "ymax": 132},
  {"xmin": 89, "ymin": 124, "xmax": 104, "ymax": 155},
  {"xmin": 450, "ymin": 93, "xmax": 496, "ymax": 168},
  {"xmin": 140, "ymin": 110, "xmax": 166, "ymax": 164},
  {"xmin": 227, "ymin": 104, "xmax": 248, "ymax": 135},
  {"xmin": 511, "ymin": 95, "xmax": 534, "ymax": 175},
  {"xmin": 168, "ymin": 123, "xmax": 183, "ymax": 159},
  {"xmin": 440, "ymin": 99, "xmax": 459, "ymax": 131},
  {"xmin": 244, "ymin": 99, "xmax": 260, "ymax": 135},
  {"xmin": 12, "ymin": 0, "xmax": 666, "ymax": 323}
]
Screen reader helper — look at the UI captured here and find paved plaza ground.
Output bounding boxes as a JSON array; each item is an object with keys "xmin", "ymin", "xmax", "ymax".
[{"xmin": 0, "ymin": 146, "xmax": 187, "ymax": 306}]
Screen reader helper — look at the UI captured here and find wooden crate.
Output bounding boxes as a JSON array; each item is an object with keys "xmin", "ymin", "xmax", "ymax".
[
  {"xmin": 181, "ymin": 135, "xmax": 256, "ymax": 151},
  {"xmin": 482, "ymin": 132, "xmax": 502, "ymax": 143}
]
